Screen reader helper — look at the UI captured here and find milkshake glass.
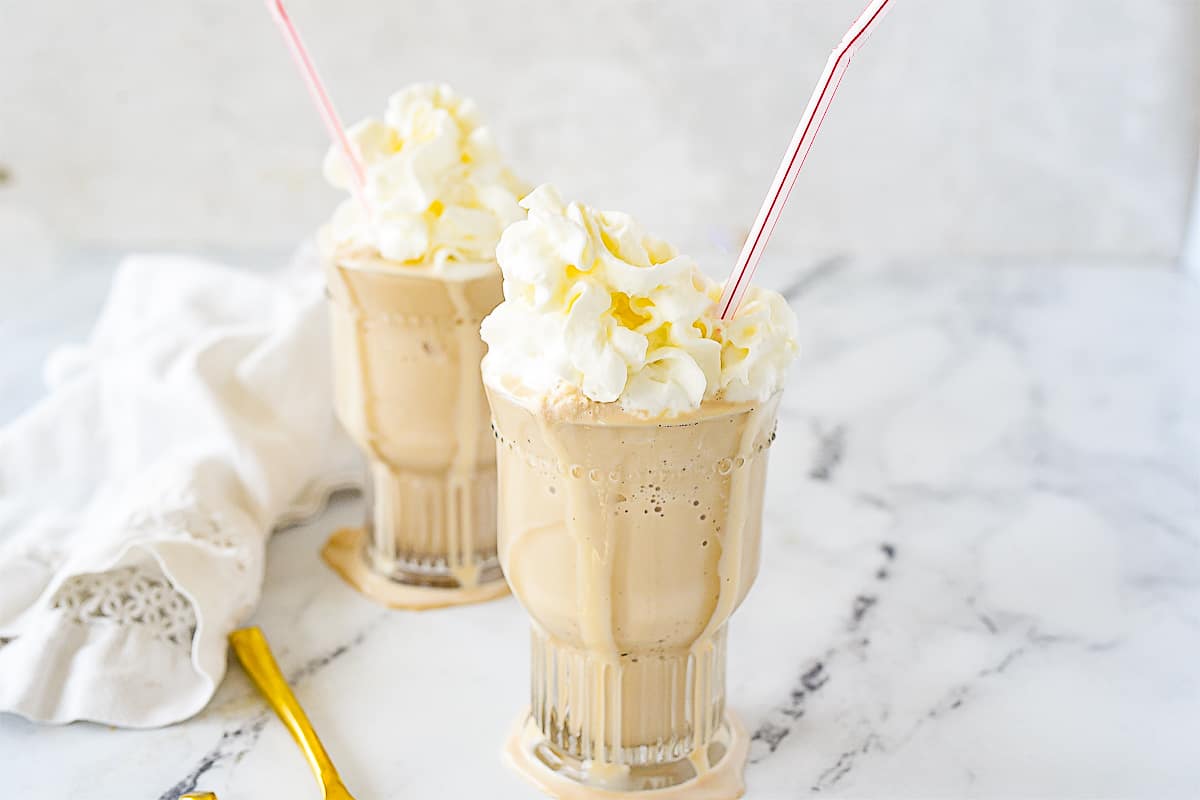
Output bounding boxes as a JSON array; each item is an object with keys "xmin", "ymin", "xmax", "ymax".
[
  {"xmin": 327, "ymin": 256, "xmax": 503, "ymax": 590},
  {"xmin": 489, "ymin": 387, "xmax": 779, "ymax": 792},
  {"xmin": 317, "ymin": 84, "xmax": 525, "ymax": 606},
  {"xmin": 480, "ymin": 185, "xmax": 798, "ymax": 795}
]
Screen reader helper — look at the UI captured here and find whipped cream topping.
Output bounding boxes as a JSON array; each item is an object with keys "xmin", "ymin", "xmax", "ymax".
[
  {"xmin": 481, "ymin": 185, "xmax": 798, "ymax": 417},
  {"xmin": 322, "ymin": 83, "xmax": 526, "ymax": 270}
]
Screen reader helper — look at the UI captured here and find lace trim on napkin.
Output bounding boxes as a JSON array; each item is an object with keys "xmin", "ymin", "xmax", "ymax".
[
  {"xmin": 49, "ymin": 565, "xmax": 197, "ymax": 646},
  {"xmin": 23, "ymin": 478, "xmax": 348, "ymax": 652},
  {"xmin": 38, "ymin": 500, "xmax": 243, "ymax": 649},
  {"xmin": 5, "ymin": 474, "xmax": 353, "ymax": 659}
]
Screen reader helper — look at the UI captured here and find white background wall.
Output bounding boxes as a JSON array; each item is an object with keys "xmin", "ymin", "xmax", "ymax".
[
  {"xmin": 1, "ymin": 0, "xmax": 1197, "ymax": 269},
  {"xmin": 1186, "ymin": 154, "xmax": 1200, "ymax": 275}
]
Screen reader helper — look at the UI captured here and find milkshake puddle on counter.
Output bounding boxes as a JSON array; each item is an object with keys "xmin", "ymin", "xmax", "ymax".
[
  {"xmin": 319, "ymin": 84, "xmax": 526, "ymax": 607},
  {"xmin": 482, "ymin": 186, "xmax": 798, "ymax": 796}
]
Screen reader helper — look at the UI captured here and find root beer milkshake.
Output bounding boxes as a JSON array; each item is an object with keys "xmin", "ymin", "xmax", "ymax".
[
  {"xmin": 481, "ymin": 186, "xmax": 798, "ymax": 796},
  {"xmin": 320, "ymin": 84, "xmax": 525, "ymax": 608}
]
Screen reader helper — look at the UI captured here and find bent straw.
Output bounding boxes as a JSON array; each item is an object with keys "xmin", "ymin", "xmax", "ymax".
[
  {"xmin": 718, "ymin": 0, "xmax": 894, "ymax": 319},
  {"xmin": 265, "ymin": 0, "xmax": 371, "ymax": 216}
]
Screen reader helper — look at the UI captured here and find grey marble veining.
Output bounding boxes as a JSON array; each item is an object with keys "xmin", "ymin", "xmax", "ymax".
[
  {"xmin": 743, "ymin": 260, "xmax": 1200, "ymax": 796},
  {"xmin": 2, "ymin": 258, "xmax": 1198, "ymax": 798}
]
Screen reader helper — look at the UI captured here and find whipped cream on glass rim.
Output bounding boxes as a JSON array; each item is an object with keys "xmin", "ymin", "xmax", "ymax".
[
  {"xmin": 321, "ymin": 83, "xmax": 526, "ymax": 277},
  {"xmin": 480, "ymin": 185, "xmax": 799, "ymax": 418}
]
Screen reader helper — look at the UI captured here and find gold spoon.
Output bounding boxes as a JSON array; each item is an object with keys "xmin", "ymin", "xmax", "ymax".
[{"xmin": 226, "ymin": 626, "xmax": 357, "ymax": 800}]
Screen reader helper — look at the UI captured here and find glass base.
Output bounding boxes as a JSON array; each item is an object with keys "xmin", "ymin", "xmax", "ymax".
[
  {"xmin": 527, "ymin": 624, "xmax": 731, "ymax": 793},
  {"xmin": 360, "ymin": 544, "xmax": 504, "ymax": 589},
  {"xmin": 323, "ymin": 527, "xmax": 510, "ymax": 610},
  {"xmin": 530, "ymin": 720, "xmax": 733, "ymax": 792},
  {"xmin": 363, "ymin": 459, "xmax": 501, "ymax": 589},
  {"xmin": 505, "ymin": 711, "xmax": 749, "ymax": 798}
]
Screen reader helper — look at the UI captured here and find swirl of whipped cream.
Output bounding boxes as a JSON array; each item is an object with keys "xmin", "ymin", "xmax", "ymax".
[
  {"xmin": 481, "ymin": 185, "xmax": 798, "ymax": 416},
  {"xmin": 322, "ymin": 83, "xmax": 526, "ymax": 269}
]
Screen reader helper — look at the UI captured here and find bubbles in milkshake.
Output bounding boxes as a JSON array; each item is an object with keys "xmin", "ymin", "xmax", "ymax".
[{"xmin": 492, "ymin": 414, "xmax": 776, "ymax": 525}]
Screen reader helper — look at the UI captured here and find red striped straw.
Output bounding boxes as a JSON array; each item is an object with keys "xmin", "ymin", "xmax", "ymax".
[
  {"xmin": 717, "ymin": 0, "xmax": 894, "ymax": 320},
  {"xmin": 265, "ymin": 0, "xmax": 371, "ymax": 217}
]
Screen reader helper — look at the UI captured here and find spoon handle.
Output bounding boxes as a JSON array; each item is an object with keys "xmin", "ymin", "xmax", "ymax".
[{"xmin": 229, "ymin": 626, "xmax": 345, "ymax": 794}]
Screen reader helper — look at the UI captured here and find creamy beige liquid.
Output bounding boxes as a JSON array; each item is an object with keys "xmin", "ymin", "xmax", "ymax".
[
  {"xmin": 488, "ymin": 384, "xmax": 779, "ymax": 793},
  {"xmin": 327, "ymin": 255, "xmax": 503, "ymax": 590}
]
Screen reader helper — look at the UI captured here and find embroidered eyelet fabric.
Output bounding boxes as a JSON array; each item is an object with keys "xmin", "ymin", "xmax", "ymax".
[{"xmin": 0, "ymin": 252, "xmax": 359, "ymax": 727}]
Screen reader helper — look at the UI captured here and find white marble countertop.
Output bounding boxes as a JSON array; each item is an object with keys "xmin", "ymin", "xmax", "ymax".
[{"xmin": 2, "ymin": 257, "xmax": 1198, "ymax": 798}]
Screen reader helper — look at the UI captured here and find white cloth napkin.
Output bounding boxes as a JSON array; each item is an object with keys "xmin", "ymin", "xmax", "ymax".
[{"xmin": 0, "ymin": 252, "xmax": 359, "ymax": 727}]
